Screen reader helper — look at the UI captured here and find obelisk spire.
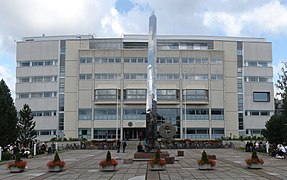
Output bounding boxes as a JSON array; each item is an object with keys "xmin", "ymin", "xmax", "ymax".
[{"xmin": 146, "ymin": 12, "xmax": 157, "ymax": 151}]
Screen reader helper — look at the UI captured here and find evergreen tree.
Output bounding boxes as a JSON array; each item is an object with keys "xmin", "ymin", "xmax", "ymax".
[
  {"xmin": 276, "ymin": 61, "xmax": 287, "ymax": 116},
  {"xmin": 0, "ymin": 79, "xmax": 18, "ymax": 147},
  {"xmin": 262, "ymin": 115, "xmax": 287, "ymax": 144},
  {"xmin": 18, "ymin": 104, "xmax": 37, "ymax": 147}
]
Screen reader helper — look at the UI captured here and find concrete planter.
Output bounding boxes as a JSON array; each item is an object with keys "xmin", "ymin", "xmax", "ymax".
[
  {"xmin": 150, "ymin": 164, "xmax": 165, "ymax": 171},
  {"xmin": 49, "ymin": 166, "xmax": 64, "ymax": 172},
  {"xmin": 198, "ymin": 164, "xmax": 213, "ymax": 170},
  {"xmin": 9, "ymin": 167, "xmax": 25, "ymax": 173},
  {"xmin": 100, "ymin": 165, "xmax": 117, "ymax": 172},
  {"xmin": 247, "ymin": 163, "xmax": 262, "ymax": 169}
]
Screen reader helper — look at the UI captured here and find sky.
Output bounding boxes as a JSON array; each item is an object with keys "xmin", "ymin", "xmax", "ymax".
[{"xmin": 0, "ymin": 0, "xmax": 287, "ymax": 98}]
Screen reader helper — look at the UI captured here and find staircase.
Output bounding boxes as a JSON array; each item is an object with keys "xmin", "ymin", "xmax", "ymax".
[{"xmin": 126, "ymin": 140, "xmax": 141, "ymax": 150}]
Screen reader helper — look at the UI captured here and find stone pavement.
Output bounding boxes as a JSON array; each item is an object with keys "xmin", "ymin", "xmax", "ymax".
[{"xmin": 0, "ymin": 148, "xmax": 287, "ymax": 180}]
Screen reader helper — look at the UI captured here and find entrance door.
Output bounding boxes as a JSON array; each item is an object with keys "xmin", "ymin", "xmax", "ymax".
[{"xmin": 124, "ymin": 128, "xmax": 145, "ymax": 140}]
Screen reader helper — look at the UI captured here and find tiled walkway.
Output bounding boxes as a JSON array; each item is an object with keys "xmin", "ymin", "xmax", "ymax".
[{"xmin": 0, "ymin": 148, "xmax": 286, "ymax": 180}]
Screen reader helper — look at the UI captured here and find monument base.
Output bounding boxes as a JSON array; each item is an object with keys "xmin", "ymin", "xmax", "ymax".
[{"xmin": 134, "ymin": 151, "xmax": 169, "ymax": 160}]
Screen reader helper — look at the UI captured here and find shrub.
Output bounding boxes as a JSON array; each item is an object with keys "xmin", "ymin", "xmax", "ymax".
[
  {"xmin": 2, "ymin": 151, "xmax": 13, "ymax": 161},
  {"xmin": 197, "ymin": 151, "xmax": 216, "ymax": 167},
  {"xmin": 99, "ymin": 151, "xmax": 118, "ymax": 168},
  {"xmin": 47, "ymin": 152, "xmax": 65, "ymax": 168}
]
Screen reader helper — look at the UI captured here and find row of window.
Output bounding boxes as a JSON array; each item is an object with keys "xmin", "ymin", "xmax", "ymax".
[
  {"xmin": 80, "ymin": 57, "xmax": 223, "ymax": 64},
  {"xmin": 18, "ymin": 60, "xmax": 58, "ymax": 67},
  {"xmin": 245, "ymin": 61, "xmax": 272, "ymax": 67},
  {"xmin": 185, "ymin": 128, "xmax": 224, "ymax": 139},
  {"xmin": 245, "ymin": 110, "xmax": 272, "ymax": 116},
  {"xmin": 32, "ymin": 111, "xmax": 57, "ymax": 117},
  {"xmin": 78, "ymin": 108, "xmax": 224, "ymax": 120},
  {"xmin": 17, "ymin": 92, "xmax": 57, "ymax": 99},
  {"xmin": 95, "ymin": 89, "xmax": 209, "ymax": 101},
  {"xmin": 17, "ymin": 76, "xmax": 58, "ymax": 83},
  {"xmin": 36, "ymin": 129, "xmax": 57, "ymax": 136},
  {"xmin": 82, "ymin": 73, "xmax": 223, "ymax": 80},
  {"xmin": 78, "ymin": 127, "xmax": 223, "ymax": 140},
  {"xmin": 245, "ymin": 76, "xmax": 272, "ymax": 83}
]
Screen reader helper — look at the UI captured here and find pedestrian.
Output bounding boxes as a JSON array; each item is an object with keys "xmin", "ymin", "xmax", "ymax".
[
  {"xmin": 122, "ymin": 139, "xmax": 127, "ymax": 153},
  {"xmin": 117, "ymin": 139, "xmax": 121, "ymax": 153}
]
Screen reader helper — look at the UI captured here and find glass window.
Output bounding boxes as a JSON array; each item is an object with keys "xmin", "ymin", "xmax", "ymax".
[
  {"xmin": 94, "ymin": 109, "xmax": 117, "ymax": 120},
  {"xmin": 250, "ymin": 111, "xmax": 260, "ymax": 116},
  {"xmin": 20, "ymin": 62, "xmax": 30, "ymax": 67},
  {"xmin": 19, "ymin": 93, "xmax": 29, "ymax": 98},
  {"xmin": 19, "ymin": 77, "xmax": 30, "ymax": 83},
  {"xmin": 253, "ymin": 92, "xmax": 270, "ymax": 102},
  {"xmin": 79, "ymin": 109, "xmax": 92, "ymax": 120}
]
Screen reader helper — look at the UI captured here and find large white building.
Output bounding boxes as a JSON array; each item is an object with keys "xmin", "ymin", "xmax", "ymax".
[{"xmin": 15, "ymin": 34, "xmax": 274, "ymax": 141}]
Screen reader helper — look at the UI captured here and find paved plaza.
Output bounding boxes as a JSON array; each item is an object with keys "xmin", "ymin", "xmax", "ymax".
[{"xmin": 0, "ymin": 148, "xmax": 286, "ymax": 180}]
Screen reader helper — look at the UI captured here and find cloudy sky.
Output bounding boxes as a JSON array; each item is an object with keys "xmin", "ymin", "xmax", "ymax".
[{"xmin": 0, "ymin": 0, "xmax": 287, "ymax": 98}]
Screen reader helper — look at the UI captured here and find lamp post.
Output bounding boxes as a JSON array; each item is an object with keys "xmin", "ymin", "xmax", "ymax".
[
  {"xmin": 116, "ymin": 87, "xmax": 119, "ymax": 140},
  {"xmin": 184, "ymin": 73, "xmax": 187, "ymax": 139}
]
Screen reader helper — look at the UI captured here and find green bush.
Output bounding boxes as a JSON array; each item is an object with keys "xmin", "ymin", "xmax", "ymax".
[{"xmin": 2, "ymin": 151, "xmax": 13, "ymax": 161}]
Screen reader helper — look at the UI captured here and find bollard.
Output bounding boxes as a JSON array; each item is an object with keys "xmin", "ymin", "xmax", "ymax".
[
  {"xmin": 0, "ymin": 146, "xmax": 2, "ymax": 161},
  {"xmin": 266, "ymin": 141, "xmax": 269, "ymax": 154},
  {"xmin": 34, "ymin": 143, "xmax": 37, "ymax": 156}
]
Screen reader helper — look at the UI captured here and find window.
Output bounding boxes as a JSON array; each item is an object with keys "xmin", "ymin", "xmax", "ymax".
[
  {"xmin": 94, "ymin": 128, "xmax": 117, "ymax": 139},
  {"xmin": 158, "ymin": 74, "xmax": 179, "ymax": 80},
  {"xmin": 250, "ymin": 111, "xmax": 260, "ymax": 116},
  {"xmin": 79, "ymin": 109, "xmax": 92, "ymax": 120},
  {"xmin": 253, "ymin": 92, "xmax": 270, "ymax": 102},
  {"xmin": 184, "ymin": 108, "xmax": 209, "ymax": 120},
  {"xmin": 182, "ymin": 57, "xmax": 209, "ymax": 64},
  {"xmin": 18, "ymin": 93, "xmax": 29, "ymax": 98},
  {"xmin": 157, "ymin": 89, "xmax": 178, "ymax": 100},
  {"xmin": 94, "ymin": 109, "xmax": 118, "ymax": 120},
  {"xmin": 211, "ymin": 74, "xmax": 223, "ymax": 80},
  {"xmin": 19, "ymin": 77, "xmax": 30, "ymax": 83},
  {"xmin": 95, "ymin": 89, "xmax": 119, "ymax": 100},
  {"xmin": 124, "ymin": 109, "xmax": 146, "ymax": 120},
  {"xmin": 238, "ymin": 113, "xmax": 244, "ymax": 130},
  {"xmin": 157, "ymin": 57, "xmax": 179, "ymax": 64},
  {"xmin": 184, "ymin": 74, "xmax": 208, "ymax": 80},
  {"xmin": 95, "ymin": 57, "xmax": 120, "ymax": 63},
  {"xmin": 124, "ymin": 73, "xmax": 147, "ymax": 80},
  {"xmin": 210, "ymin": 58, "xmax": 222, "ymax": 64},
  {"xmin": 20, "ymin": 62, "xmax": 30, "ymax": 67},
  {"xmin": 95, "ymin": 73, "xmax": 118, "ymax": 80},
  {"xmin": 184, "ymin": 89, "xmax": 208, "ymax": 101},
  {"xmin": 31, "ymin": 92, "xmax": 43, "ymax": 98},
  {"xmin": 80, "ymin": 57, "xmax": 93, "ymax": 63},
  {"xmin": 211, "ymin": 109, "xmax": 224, "ymax": 120},
  {"xmin": 124, "ymin": 89, "xmax": 146, "ymax": 100},
  {"xmin": 79, "ymin": 74, "xmax": 92, "ymax": 80}
]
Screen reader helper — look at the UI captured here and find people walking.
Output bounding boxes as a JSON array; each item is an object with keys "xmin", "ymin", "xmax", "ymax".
[
  {"xmin": 122, "ymin": 139, "xmax": 127, "ymax": 153},
  {"xmin": 117, "ymin": 139, "xmax": 121, "ymax": 153}
]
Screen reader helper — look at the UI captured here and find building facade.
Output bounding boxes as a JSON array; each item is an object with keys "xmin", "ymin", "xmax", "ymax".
[{"xmin": 15, "ymin": 34, "xmax": 274, "ymax": 141}]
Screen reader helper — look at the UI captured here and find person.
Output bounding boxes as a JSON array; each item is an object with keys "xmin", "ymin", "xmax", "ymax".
[
  {"xmin": 122, "ymin": 139, "xmax": 127, "ymax": 153},
  {"xmin": 117, "ymin": 139, "xmax": 121, "ymax": 153},
  {"xmin": 137, "ymin": 142, "xmax": 144, "ymax": 152},
  {"xmin": 51, "ymin": 142, "xmax": 56, "ymax": 153}
]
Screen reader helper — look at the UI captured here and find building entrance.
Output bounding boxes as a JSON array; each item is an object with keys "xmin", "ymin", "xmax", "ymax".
[{"xmin": 123, "ymin": 128, "xmax": 145, "ymax": 141}]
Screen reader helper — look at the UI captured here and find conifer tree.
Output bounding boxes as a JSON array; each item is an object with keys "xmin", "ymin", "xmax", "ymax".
[
  {"xmin": 18, "ymin": 104, "xmax": 37, "ymax": 147},
  {"xmin": 0, "ymin": 79, "xmax": 18, "ymax": 147}
]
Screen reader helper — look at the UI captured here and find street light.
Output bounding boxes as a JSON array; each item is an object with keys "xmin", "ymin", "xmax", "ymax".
[{"xmin": 184, "ymin": 73, "xmax": 187, "ymax": 139}]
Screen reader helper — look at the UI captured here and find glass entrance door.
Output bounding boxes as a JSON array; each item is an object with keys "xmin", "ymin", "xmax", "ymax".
[{"xmin": 124, "ymin": 128, "xmax": 145, "ymax": 140}]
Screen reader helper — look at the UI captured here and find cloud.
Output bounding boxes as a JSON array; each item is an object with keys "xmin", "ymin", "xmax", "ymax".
[
  {"xmin": 0, "ymin": 0, "xmax": 287, "ymax": 98},
  {"xmin": 202, "ymin": 0, "xmax": 287, "ymax": 37}
]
